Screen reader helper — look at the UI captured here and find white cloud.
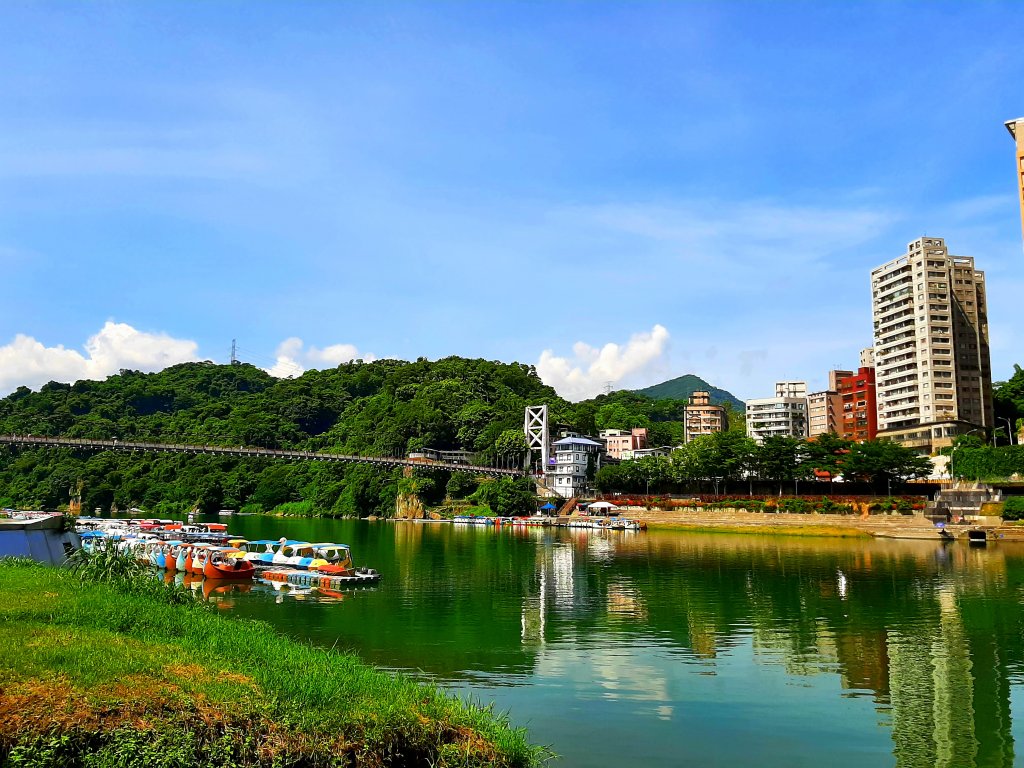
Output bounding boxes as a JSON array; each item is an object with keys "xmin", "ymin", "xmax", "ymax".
[
  {"xmin": 267, "ymin": 337, "xmax": 374, "ymax": 378},
  {"xmin": 0, "ymin": 322, "xmax": 199, "ymax": 395},
  {"xmin": 536, "ymin": 324, "xmax": 671, "ymax": 401}
]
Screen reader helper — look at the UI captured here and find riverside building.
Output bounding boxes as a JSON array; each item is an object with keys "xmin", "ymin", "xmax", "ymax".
[
  {"xmin": 870, "ymin": 237, "xmax": 992, "ymax": 453},
  {"xmin": 807, "ymin": 390, "xmax": 842, "ymax": 437},
  {"xmin": 838, "ymin": 367, "xmax": 877, "ymax": 442},
  {"xmin": 599, "ymin": 428, "xmax": 647, "ymax": 460},
  {"xmin": 808, "ymin": 370, "xmax": 853, "ymax": 437},
  {"xmin": 746, "ymin": 381, "xmax": 808, "ymax": 444},
  {"xmin": 683, "ymin": 390, "xmax": 726, "ymax": 442},
  {"xmin": 549, "ymin": 436, "xmax": 604, "ymax": 498}
]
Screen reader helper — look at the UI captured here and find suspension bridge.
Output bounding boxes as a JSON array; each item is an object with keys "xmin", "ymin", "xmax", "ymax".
[{"xmin": 0, "ymin": 435, "xmax": 526, "ymax": 477}]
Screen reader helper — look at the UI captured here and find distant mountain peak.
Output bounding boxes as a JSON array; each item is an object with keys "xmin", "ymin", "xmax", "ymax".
[{"xmin": 634, "ymin": 374, "xmax": 744, "ymax": 409}]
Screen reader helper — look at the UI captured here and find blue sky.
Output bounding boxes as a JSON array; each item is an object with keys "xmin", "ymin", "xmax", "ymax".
[{"xmin": 1, "ymin": 1, "xmax": 1022, "ymax": 400}]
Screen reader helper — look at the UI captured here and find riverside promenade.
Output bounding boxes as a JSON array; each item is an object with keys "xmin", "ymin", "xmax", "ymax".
[{"xmin": 623, "ymin": 506, "xmax": 1019, "ymax": 540}]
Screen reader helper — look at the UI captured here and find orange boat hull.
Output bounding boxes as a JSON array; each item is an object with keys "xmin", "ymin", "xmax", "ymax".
[{"xmin": 203, "ymin": 561, "xmax": 255, "ymax": 580}]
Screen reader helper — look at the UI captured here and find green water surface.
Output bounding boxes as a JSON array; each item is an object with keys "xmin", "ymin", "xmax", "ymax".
[{"xmin": 197, "ymin": 517, "xmax": 1024, "ymax": 767}]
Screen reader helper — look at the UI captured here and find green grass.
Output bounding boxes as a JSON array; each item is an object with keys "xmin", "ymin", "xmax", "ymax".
[{"xmin": 0, "ymin": 559, "xmax": 547, "ymax": 767}]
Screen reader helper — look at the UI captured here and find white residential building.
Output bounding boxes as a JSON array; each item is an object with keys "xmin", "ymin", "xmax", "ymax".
[
  {"xmin": 746, "ymin": 381, "xmax": 808, "ymax": 444},
  {"xmin": 548, "ymin": 436, "xmax": 604, "ymax": 498},
  {"xmin": 870, "ymin": 237, "xmax": 992, "ymax": 453}
]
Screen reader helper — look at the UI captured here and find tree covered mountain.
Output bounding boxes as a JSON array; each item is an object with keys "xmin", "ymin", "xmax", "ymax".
[
  {"xmin": 0, "ymin": 358, "xmax": 722, "ymax": 515},
  {"xmin": 635, "ymin": 374, "xmax": 744, "ymax": 410}
]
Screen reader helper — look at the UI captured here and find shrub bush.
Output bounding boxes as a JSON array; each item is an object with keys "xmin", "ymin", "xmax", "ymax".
[
  {"xmin": 1002, "ymin": 496, "xmax": 1024, "ymax": 521},
  {"xmin": 274, "ymin": 500, "xmax": 315, "ymax": 516}
]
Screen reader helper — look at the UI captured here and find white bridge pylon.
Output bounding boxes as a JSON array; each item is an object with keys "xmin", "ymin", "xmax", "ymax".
[{"xmin": 524, "ymin": 405, "xmax": 549, "ymax": 474}]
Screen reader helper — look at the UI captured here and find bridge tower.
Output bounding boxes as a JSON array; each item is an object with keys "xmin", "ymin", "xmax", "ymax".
[{"xmin": 524, "ymin": 405, "xmax": 549, "ymax": 474}]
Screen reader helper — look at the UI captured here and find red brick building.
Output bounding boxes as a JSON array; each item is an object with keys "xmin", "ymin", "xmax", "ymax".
[{"xmin": 838, "ymin": 367, "xmax": 877, "ymax": 442}]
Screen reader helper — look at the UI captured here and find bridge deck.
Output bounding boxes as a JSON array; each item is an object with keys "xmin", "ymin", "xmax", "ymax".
[{"xmin": 0, "ymin": 435, "xmax": 524, "ymax": 477}]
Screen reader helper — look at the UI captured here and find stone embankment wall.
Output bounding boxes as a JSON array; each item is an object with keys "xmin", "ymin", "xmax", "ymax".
[
  {"xmin": 624, "ymin": 506, "xmax": 931, "ymax": 535},
  {"xmin": 0, "ymin": 516, "xmax": 80, "ymax": 562}
]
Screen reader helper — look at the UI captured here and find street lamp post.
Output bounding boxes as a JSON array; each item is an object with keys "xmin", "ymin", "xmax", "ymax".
[{"xmin": 998, "ymin": 416, "xmax": 1016, "ymax": 446}]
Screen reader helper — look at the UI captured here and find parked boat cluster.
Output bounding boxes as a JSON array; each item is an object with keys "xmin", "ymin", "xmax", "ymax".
[{"xmin": 75, "ymin": 517, "xmax": 381, "ymax": 586}]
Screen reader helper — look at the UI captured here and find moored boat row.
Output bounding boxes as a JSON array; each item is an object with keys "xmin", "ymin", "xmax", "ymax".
[{"xmin": 77, "ymin": 519, "xmax": 380, "ymax": 586}]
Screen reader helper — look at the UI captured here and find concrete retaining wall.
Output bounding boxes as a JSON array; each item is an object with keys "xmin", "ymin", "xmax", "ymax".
[{"xmin": 0, "ymin": 516, "xmax": 80, "ymax": 564}]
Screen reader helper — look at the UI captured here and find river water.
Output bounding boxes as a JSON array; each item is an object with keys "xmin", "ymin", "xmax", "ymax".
[{"xmin": 184, "ymin": 516, "xmax": 1023, "ymax": 767}]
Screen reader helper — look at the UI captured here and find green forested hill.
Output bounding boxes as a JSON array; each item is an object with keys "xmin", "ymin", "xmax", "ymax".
[
  {"xmin": 0, "ymin": 358, "xmax": 719, "ymax": 515},
  {"xmin": 0, "ymin": 358, "xmax": 565, "ymax": 515},
  {"xmin": 635, "ymin": 374, "xmax": 744, "ymax": 410}
]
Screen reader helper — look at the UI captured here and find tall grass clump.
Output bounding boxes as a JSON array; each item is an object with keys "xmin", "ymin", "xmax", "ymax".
[
  {"xmin": 65, "ymin": 540, "xmax": 196, "ymax": 605},
  {"xmin": 66, "ymin": 539, "xmax": 147, "ymax": 584}
]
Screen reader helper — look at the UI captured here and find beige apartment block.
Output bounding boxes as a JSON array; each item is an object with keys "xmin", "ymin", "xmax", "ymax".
[
  {"xmin": 860, "ymin": 347, "xmax": 875, "ymax": 368},
  {"xmin": 1007, "ymin": 118, "xmax": 1024, "ymax": 244},
  {"xmin": 808, "ymin": 390, "xmax": 842, "ymax": 437},
  {"xmin": 599, "ymin": 427, "xmax": 647, "ymax": 460},
  {"xmin": 683, "ymin": 391, "xmax": 726, "ymax": 442},
  {"xmin": 870, "ymin": 237, "xmax": 992, "ymax": 453}
]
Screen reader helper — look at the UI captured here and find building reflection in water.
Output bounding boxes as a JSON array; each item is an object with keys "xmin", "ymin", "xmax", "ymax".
[{"xmin": 521, "ymin": 529, "xmax": 1020, "ymax": 764}]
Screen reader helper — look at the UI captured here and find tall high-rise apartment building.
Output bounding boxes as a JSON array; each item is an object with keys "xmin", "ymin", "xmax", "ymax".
[
  {"xmin": 870, "ymin": 237, "xmax": 992, "ymax": 453},
  {"xmin": 1007, "ymin": 118, "xmax": 1024, "ymax": 244}
]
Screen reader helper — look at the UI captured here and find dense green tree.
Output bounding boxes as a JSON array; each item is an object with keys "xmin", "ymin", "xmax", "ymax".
[
  {"xmin": 753, "ymin": 436, "xmax": 811, "ymax": 495},
  {"xmin": 994, "ymin": 365, "xmax": 1024, "ymax": 442},
  {"xmin": 804, "ymin": 433, "xmax": 852, "ymax": 479},
  {"xmin": 841, "ymin": 440, "xmax": 931, "ymax": 490},
  {"xmin": 494, "ymin": 429, "xmax": 529, "ymax": 461},
  {"xmin": 469, "ymin": 477, "xmax": 536, "ymax": 516},
  {"xmin": 445, "ymin": 472, "xmax": 479, "ymax": 500}
]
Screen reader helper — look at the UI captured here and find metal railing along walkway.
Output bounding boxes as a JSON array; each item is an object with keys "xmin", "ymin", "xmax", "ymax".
[{"xmin": 0, "ymin": 434, "xmax": 524, "ymax": 477}]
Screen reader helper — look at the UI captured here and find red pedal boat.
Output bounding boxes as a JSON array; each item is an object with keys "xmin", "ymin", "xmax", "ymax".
[{"xmin": 202, "ymin": 547, "xmax": 255, "ymax": 580}]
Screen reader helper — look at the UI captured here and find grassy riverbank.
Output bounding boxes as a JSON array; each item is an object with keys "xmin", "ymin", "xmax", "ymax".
[{"xmin": 0, "ymin": 560, "xmax": 544, "ymax": 768}]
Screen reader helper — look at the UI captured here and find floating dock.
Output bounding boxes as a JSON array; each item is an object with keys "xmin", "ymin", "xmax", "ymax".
[{"xmin": 261, "ymin": 568, "xmax": 380, "ymax": 588}]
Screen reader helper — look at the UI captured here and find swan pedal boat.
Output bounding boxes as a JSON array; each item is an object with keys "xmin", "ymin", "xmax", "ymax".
[{"xmin": 202, "ymin": 547, "xmax": 255, "ymax": 580}]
